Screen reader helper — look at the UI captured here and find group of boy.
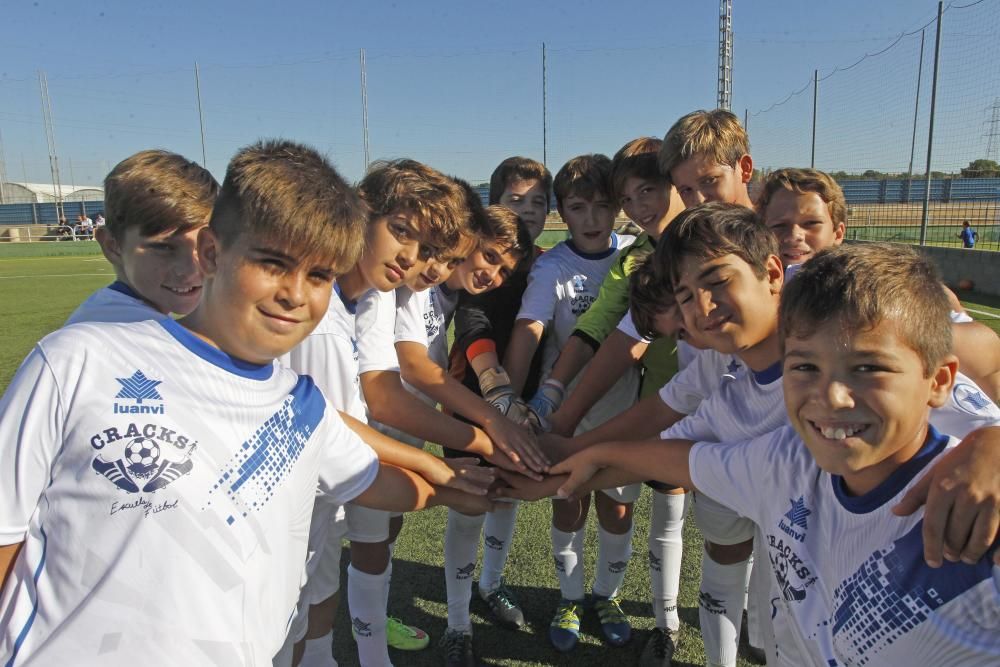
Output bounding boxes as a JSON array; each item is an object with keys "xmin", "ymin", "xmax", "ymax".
[{"xmin": 0, "ymin": 106, "xmax": 997, "ymax": 667}]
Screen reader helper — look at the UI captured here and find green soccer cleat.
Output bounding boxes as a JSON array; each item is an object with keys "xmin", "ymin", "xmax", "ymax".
[{"xmin": 386, "ymin": 617, "xmax": 430, "ymax": 651}]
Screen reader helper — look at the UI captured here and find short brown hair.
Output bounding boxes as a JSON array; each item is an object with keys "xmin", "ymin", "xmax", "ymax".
[
  {"xmin": 480, "ymin": 205, "xmax": 532, "ymax": 265},
  {"xmin": 656, "ymin": 202, "xmax": 777, "ymax": 286},
  {"xmin": 755, "ymin": 168, "xmax": 847, "ymax": 229},
  {"xmin": 553, "ymin": 154, "xmax": 614, "ymax": 208},
  {"xmin": 210, "ymin": 139, "xmax": 367, "ymax": 274},
  {"xmin": 659, "ymin": 109, "xmax": 749, "ymax": 180},
  {"xmin": 611, "ymin": 137, "xmax": 666, "ymax": 202},
  {"xmin": 780, "ymin": 243, "xmax": 951, "ymax": 375},
  {"xmin": 488, "ymin": 156, "xmax": 552, "ymax": 208},
  {"xmin": 104, "ymin": 150, "xmax": 219, "ymax": 242},
  {"xmin": 359, "ymin": 159, "xmax": 468, "ymax": 254},
  {"xmin": 628, "ymin": 253, "xmax": 674, "ymax": 340}
]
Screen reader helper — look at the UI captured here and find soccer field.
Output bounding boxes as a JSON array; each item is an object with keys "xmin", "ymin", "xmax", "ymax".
[{"xmin": 0, "ymin": 248, "xmax": 997, "ymax": 666}]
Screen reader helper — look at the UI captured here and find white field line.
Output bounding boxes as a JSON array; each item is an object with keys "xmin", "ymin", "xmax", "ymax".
[
  {"xmin": 964, "ymin": 306, "xmax": 1000, "ymax": 320},
  {"xmin": 0, "ymin": 273, "xmax": 111, "ymax": 279}
]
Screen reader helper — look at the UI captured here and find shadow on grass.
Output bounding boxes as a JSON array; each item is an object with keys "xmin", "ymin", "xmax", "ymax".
[{"xmin": 331, "ymin": 553, "xmax": 704, "ymax": 665}]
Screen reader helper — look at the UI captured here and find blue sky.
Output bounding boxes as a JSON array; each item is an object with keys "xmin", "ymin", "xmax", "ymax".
[{"xmin": 1, "ymin": 0, "xmax": 997, "ymax": 187}]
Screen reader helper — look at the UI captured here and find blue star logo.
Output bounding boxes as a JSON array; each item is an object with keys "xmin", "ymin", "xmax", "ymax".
[
  {"xmin": 784, "ymin": 496, "xmax": 811, "ymax": 530},
  {"xmin": 953, "ymin": 383, "xmax": 992, "ymax": 413},
  {"xmin": 727, "ymin": 359, "xmax": 741, "ymax": 374},
  {"xmin": 115, "ymin": 370, "xmax": 163, "ymax": 404}
]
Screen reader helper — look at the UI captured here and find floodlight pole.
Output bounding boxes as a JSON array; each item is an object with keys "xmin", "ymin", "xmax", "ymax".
[
  {"xmin": 361, "ymin": 48, "xmax": 370, "ymax": 170},
  {"xmin": 717, "ymin": 0, "xmax": 733, "ymax": 110},
  {"xmin": 195, "ymin": 62, "xmax": 207, "ymax": 167},
  {"xmin": 542, "ymin": 42, "xmax": 548, "ymax": 170},
  {"xmin": 38, "ymin": 70, "xmax": 64, "ymax": 221},
  {"xmin": 920, "ymin": 2, "xmax": 943, "ymax": 245},
  {"xmin": 906, "ymin": 29, "xmax": 926, "ymax": 187},
  {"xmin": 810, "ymin": 69, "xmax": 818, "ymax": 168}
]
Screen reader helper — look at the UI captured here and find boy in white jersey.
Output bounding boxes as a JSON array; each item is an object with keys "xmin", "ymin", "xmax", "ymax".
[
  {"xmin": 503, "ymin": 204, "xmax": 1000, "ymax": 665},
  {"xmin": 756, "ymin": 166, "xmax": 1000, "ymax": 402},
  {"xmin": 0, "ymin": 140, "xmax": 493, "ymax": 667},
  {"xmin": 67, "ymin": 149, "xmax": 219, "ymax": 325},
  {"xmin": 283, "ymin": 160, "xmax": 513, "ymax": 667},
  {"xmin": 549, "ymin": 243, "xmax": 1000, "ymax": 666},
  {"xmin": 504, "ymin": 154, "xmax": 639, "ymax": 652}
]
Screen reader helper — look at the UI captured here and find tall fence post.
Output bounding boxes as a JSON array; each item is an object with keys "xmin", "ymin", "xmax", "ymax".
[
  {"xmin": 920, "ymin": 2, "xmax": 944, "ymax": 246},
  {"xmin": 906, "ymin": 28, "xmax": 926, "ymax": 202},
  {"xmin": 810, "ymin": 69, "xmax": 818, "ymax": 168}
]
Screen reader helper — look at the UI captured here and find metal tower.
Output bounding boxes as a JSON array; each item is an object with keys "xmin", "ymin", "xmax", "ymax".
[
  {"xmin": 986, "ymin": 97, "xmax": 1000, "ymax": 163},
  {"xmin": 717, "ymin": 0, "xmax": 733, "ymax": 111}
]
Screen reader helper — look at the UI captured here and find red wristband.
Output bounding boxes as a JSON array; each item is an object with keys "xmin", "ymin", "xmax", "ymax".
[{"xmin": 466, "ymin": 338, "xmax": 497, "ymax": 363}]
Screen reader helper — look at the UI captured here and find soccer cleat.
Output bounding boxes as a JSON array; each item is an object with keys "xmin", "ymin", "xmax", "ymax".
[
  {"xmin": 385, "ymin": 617, "xmax": 429, "ymax": 651},
  {"xmin": 479, "ymin": 579, "xmax": 525, "ymax": 629},
  {"xmin": 593, "ymin": 595, "xmax": 632, "ymax": 646},
  {"xmin": 440, "ymin": 628, "xmax": 477, "ymax": 667},
  {"xmin": 639, "ymin": 627, "xmax": 680, "ymax": 666},
  {"xmin": 549, "ymin": 599, "xmax": 584, "ymax": 652}
]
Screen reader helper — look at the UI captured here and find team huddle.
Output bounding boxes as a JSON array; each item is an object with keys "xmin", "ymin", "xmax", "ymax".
[{"xmin": 0, "ymin": 109, "xmax": 998, "ymax": 667}]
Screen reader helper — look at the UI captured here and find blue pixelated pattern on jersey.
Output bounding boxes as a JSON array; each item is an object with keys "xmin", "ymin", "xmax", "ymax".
[
  {"xmin": 825, "ymin": 520, "xmax": 996, "ymax": 665},
  {"xmin": 204, "ymin": 375, "xmax": 326, "ymax": 523}
]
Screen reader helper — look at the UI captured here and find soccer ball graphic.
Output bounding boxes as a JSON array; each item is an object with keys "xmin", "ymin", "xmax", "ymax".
[{"xmin": 124, "ymin": 437, "xmax": 161, "ymax": 478}]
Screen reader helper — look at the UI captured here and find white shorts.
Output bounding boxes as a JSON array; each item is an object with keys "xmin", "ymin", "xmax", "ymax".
[
  {"xmin": 345, "ymin": 502, "xmax": 402, "ymax": 543},
  {"xmin": 598, "ymin": 482, "xmax": 642, "ymax": 504},
  {"xmin": 691, "ymin": 491, "xmax": 755, "ymax": 545},
  {"xmin": 287, "ymin": 503, "xmax": 349, "ymax": 643}
]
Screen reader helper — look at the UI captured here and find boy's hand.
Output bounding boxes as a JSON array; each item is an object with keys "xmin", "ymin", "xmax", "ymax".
[
  {"xmin": 482, "ymin": 416, "xmax": 551, "ymax": 474},
  {"xmin": 478, "ymin": 367, "xmax": 532, "ymax": 423},
  {"xmin": 893, "ymin": 426, "xmax": 1000, "ymax": 567},
  {"xmin": 548, "ymin": 449, "xmax": 605, "ymax": 500},
  {"xmin": 492, "ymin": 468, "xmax": 566, "ymax": 501},
  {"xmin": 525, "ymin": 378, "xmax": 566, "ymax": 432},
  {"xmin": 537, "ymin": 432, "xmax": 582, "ymax": 464},
  {"xmin": 435, "ymin": 487, "xmax": 496, "ymax": 515},
  {"xmin": 436, "ymin": 457, "xmax": 495, "ymax": 495}
]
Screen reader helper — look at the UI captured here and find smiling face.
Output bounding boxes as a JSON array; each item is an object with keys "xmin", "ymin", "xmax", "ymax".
[
  {"xmin": 763, "ymin": 189, "xmax": 845, "ymax": 268},
  {"xmin": 670, "ymin": 152, "xmax": 753, "ymax": 209},
  {"xmin": 409, "ymin": 234, "xmax": 477, "ymax": 292},
  {"xmin": 783, "ymin": 318, "xmax": 955, "ymax": 496},
  {"xmin": 559, "ymin": 191, "xmax": 616, "ymax": 254},
  {"xmin": 446, "ymin": 239, "xmax": 520, "ymax": 294},
  {"xmin": 355, "ymin": 211, "xmax": 425, "ymax": 293},
  {"xmin": 498, "ymin": 178, "xmax": 549, "ymax": 241},
  {"xmin": 189, "ymin": 228, "xmax": 337, "ymax": 364},
  {"xmin": 99, "ymin": 225, "xmax": 205, "ymax": 315},
  {"xmin": 619, "ymin": 176, "xmax": 680, "ymax": 239},
  {"xmin": 673, "ymin": 252, "xmax": 783, "ymax": 368}
]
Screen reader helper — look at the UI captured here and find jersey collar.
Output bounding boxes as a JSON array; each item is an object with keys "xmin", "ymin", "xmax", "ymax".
[{"xmin": 159, "ymin": 318, "xmax": 274, "ymax": 381}]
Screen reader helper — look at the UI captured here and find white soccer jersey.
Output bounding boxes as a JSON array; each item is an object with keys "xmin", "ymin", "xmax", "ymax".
[
  {"xmin": 423, "ymin": 285, "xmax": 459, "ymax": 369},
  {"xmin": 616, "ymin": 308, "xmax": 651, "ymax": 344},
  {"xmin": 281, "ymin": 284, "xmax": 367, "ymax": 421},
  {"xmin": 65, "ymin": 281, "xmax": 164, "ymax": 325},
  {"xmin": 355, "ymin": 288, "xmax": 400, "ymax": 376},
  {"xmin": 676, "ymin": 339, "xmax": 699, "ymax": 372},
  {"xmin": 689, "ymin": 424, "xmax": 1000, "ymax": 667},
  {"xmin": 658, "ymin": 347, "xmax": 740, "ymax": 416},
  {"xmin": 0, "ymin": 318, "xmax": 378, "ymax": 666},
  {"xmin": 517, "ymin": 235, "xmax": 640, "ymax": 431}
]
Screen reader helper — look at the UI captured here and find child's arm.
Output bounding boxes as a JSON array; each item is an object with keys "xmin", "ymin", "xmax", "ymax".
[
  {"xmin": 358, "ymin": 370, "xmax": 540, "ymax": 476},
  {"xmin": 893, "ymin": 425, "xmax": 1000, "ymax": 567},
  {"xmin": 352, "ymin": 462, "xmax": 495, "ymax": 516},
  {"xmin": 547, "ymin": 329, "xmax": 648, "ymax": 436},
  {"xmin": 396, "ymin": 341, "xmax": 548, "ymax": 471},
  {"xmin": 571, "ymin": 389, "xmax": 687, "ymax": 449},
  {"xmin": 547, "ymin": 438, "xmax": 697, "ymax": 499},
  {"xmin": 338, "ymin": 410, "xmax": 495, "ymax": 494},
  {"xmin": 1, "ymin": 542, "xmax": 22, "ymax": 591},
  {"xmin": 951, "ymin": 321, "xmax": 1000, "ymax": 402},
  {"xmin": 504, "ymin": 319, "xmax": 545, "ymax": 395}
]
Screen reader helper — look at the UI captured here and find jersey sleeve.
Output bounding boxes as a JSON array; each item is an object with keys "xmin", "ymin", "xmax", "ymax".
[
  {"xmin": 515, "ymin": 255, "xmax": 560, "ymax": 325},
  {"xmin": 572, "ymin": 248, "xmax": 637, "ymax": 343},
  {"xmin": 657, "ymin": 349, "xmax": 727, "ymax": 415},
  {"xmin": 313, "ymin": 407, "xmax": 380, "ymax": 505},
  {"xmin": 616, "ymin": 309, "xmax": 652, "ymax": 343},
  {"xmin": 660, "ymin": 390, "xmax": 726, "ymax": 442},
  {"xmin": 356, "ymin": 289, "xmax": 400, "ymax": 374},
  {"xmin": 0, "ymin": 347, "xmax": 65, "ymax": 544},
  {"xmin": 393, "ymin": 288, "xmax": 429, "ymax": 346},
  {"xmin": 687, "ymin": 426, "xmax": 799, "ymax": 525}
]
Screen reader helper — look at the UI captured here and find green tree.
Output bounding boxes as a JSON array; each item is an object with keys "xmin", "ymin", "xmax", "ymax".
[{"xmin": 959, "ymin": 159, "xmax": 1000, "ymax": 178}]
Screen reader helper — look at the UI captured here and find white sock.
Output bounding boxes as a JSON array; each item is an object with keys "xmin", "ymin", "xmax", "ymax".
[
  {"xmin": 592, "ymin": 523, "xmax": 633, "ymax": 598},
  {"xmin": 479, "ymin": 501, "xmax": 519, "ymax": 594},
  {"xmin": 699, "ymin": 549, "xmax": 750, "ymax": 667},
  {"xmin": 347, "ymin": 564, "xmax": 392, "ymax": 667},
  {"xmin": 383, "ymin": 542, "xmax": 395, "ymax": 614},
  {"xmin": 550, "ymin": 525, "xmax": 586, "ymax": 601},
  {"xmin": 444, "ymin": 510, "xmax": 485, "ymax": 632},
  {"xmin": 299, "ymin": 631, "xmax": 338, "ymax": 667},
  {"xmin": 746, "ymin": 543, "xmax": 766, "ymax": 650},
  {"xmin": 649, "ymin": 491, "xmax": 688, "ymax": 631}
]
